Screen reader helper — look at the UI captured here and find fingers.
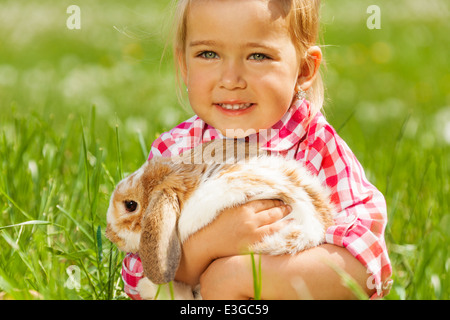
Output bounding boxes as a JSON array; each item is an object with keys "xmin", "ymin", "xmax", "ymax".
[
  {"xmin": 243, "ymin": 199, "xmax": 284, "ymax": 213},
  {"xmin": 215, "ymin": 199, "xmax": 294, "ymax": 255},
  {"xmin": 243, "ymin": 199, "xmax": 293, "ymax": 243},
  {"xmin": 256, "ymin": 217, "xmax": 293, "ymax": 237},
  {"xmin": 256, "ymin": 203, "xmax": 292, "ymax": 227},
  {"xmin": 243, "ymin": 199, "xmax": 292, "ymax": 226}
]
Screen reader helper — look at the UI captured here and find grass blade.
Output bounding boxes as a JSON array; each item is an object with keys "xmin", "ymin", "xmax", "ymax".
[
  {"xmin": 325, "ymin": 260, "xmax": 369, "ymax": 300},
  {"xmin": 137, "ymin": 130, "xmax": 148, "ymax": 161},
  {"xmin": 250, "ymin": 252, "xmax": 262, "ymax": 300},
  {"xmin": 115, "ymin": 122, "xmax": 123, "ymax": 180},
  {"xmin": 96, "ymin": 225, "xmax": 103, "ymax": 263},
  {"xmin": 56, "ymin": 205, "xmax": 94, "ymax": 243},
  {"xmin": 0, "ymin": 220, "xmax": 50, "ymax": 230},
  {"xmin": 0, "ymin": 187, "xmax": 33, "ymax": 220}
]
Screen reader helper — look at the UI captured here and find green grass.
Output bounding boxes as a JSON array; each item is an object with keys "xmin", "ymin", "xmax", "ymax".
[
  {"xmin": 250, "ymin": 252, "xmax": 262, "ymax": 300},
  {"xmin": 0, "ymin": 0, "xmax": 449, "ymax": 299}
]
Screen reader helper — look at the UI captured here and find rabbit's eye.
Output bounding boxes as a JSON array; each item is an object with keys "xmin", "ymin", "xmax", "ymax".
[{"xmin": 124, "ymin": 200, "xmax": 138, "ymax": 212}]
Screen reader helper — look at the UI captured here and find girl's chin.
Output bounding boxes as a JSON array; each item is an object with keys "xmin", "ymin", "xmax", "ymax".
[{"xmin": 216, "ymin": 126, "xmax": 259, "ymax": 138}]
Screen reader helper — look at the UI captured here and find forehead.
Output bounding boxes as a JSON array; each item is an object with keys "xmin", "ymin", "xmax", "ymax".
[{"xmin": 186, "ymin": 0, "xmax": 292, "ymax": 47}]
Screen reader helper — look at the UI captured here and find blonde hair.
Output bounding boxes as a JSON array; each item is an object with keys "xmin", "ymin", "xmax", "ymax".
[{"xmin": 171, "ymin": 0, "xmax": 324, "ymax": 117}]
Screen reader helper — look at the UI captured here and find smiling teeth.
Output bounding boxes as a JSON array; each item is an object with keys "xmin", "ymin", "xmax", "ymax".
[{"xmin": 219, "ymin": 103, "xmax": 252, "ymax": 110}]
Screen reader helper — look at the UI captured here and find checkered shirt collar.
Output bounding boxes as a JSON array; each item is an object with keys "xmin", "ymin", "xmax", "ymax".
[{"xmin": 171, "ymin": 99, "xmax": 310, "ymax": 152}]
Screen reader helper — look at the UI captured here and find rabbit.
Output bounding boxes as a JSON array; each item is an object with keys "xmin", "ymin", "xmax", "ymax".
[{"xmin": 105, "ymin": 139, "xmax": 335, "ymax": 300}]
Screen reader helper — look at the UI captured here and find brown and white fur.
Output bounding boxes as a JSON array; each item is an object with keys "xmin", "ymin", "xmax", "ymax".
[{"xmin": 105, "ymin": 140, "xmax": 335, "ymax": 299}]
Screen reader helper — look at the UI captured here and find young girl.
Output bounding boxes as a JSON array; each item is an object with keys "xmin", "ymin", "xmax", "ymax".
[{"xmin": 121, "ymin": 0, "xmax": 392, "ymax": 299}]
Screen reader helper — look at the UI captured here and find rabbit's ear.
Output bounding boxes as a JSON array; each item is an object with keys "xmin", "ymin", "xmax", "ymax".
[{"xmin": 139, "ymin": 189, "xmax": 181, "ymax": 284}]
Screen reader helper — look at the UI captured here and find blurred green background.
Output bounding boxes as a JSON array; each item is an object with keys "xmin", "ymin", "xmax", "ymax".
[{"xmin": 0, "ymin": 0, "xmax": 449, "ymax": 299}]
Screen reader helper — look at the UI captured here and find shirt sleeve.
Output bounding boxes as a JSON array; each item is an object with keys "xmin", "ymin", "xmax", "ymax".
[
  {"xmin": 304, "ymin": 120, "xmax": 392, "ymax": 298},
  {"xmin": 121, "ymin": 253, "xmax": 144, "ymax": 300}
]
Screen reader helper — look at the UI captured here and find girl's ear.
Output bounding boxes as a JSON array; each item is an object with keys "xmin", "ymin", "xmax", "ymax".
[
  {"xmin": 176, "ymin": 48, "xmax": 188, "ymax": 86},
  {"xmin": 297, "ymin": 46, "xmax": 322, "ymax": 91}
]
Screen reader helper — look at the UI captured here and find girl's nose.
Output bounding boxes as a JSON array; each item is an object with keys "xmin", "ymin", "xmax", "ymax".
[{"xmin": 219, "ymin": 60, "xmax": 247, "ymax": 90}]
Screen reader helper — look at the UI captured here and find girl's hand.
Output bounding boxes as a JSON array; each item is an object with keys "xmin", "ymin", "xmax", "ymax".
[
  {"xmin": 175, "ymin": 199, "xmax": 292, "ymax": 286},
  {"xmin": 205, "ymin": 199, "xmax": 292, "ymax": 258}
]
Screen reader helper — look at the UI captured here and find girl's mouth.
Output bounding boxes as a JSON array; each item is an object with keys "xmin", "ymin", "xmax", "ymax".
[{"xmin": 216, "ymin": 103, "xmax": 254, "ymax": 110}]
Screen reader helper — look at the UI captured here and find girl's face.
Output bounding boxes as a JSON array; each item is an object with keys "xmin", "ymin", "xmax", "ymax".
[{"xmin": 179, "ymin": 0, "xmax": 302, "ymax": 138}]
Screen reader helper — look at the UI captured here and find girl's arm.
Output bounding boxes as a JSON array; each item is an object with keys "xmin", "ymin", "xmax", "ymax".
[
  {"xmin": 175, "ymin": 199, "xmax": 292, "ymax": 286},
  {"xmin": 175, "ymin": 200, "xmax": 375, "ymax": 300},
  {"xmin": 199, "ymin": 244, "xmax": 375, "ymax": 300}
]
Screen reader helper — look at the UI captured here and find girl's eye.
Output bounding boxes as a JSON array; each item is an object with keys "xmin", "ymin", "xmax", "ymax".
[
  {"xmin": 249, "ymin": 53, "xmax": 269, "ymax": 61},
  {"xmin": 200, "ymin": 51, "xmax": 218, "ymax": 59}
]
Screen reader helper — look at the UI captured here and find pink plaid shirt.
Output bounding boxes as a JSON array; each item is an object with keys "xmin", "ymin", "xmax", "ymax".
[{"xmin": 121, "ymin": 99, "xmax": 392, "ymax": 299}]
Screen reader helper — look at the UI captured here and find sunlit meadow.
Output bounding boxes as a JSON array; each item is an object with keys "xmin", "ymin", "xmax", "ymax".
[{"xmin": 0, "ymin": 0, "xmax": 448, "ymax": 299}]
